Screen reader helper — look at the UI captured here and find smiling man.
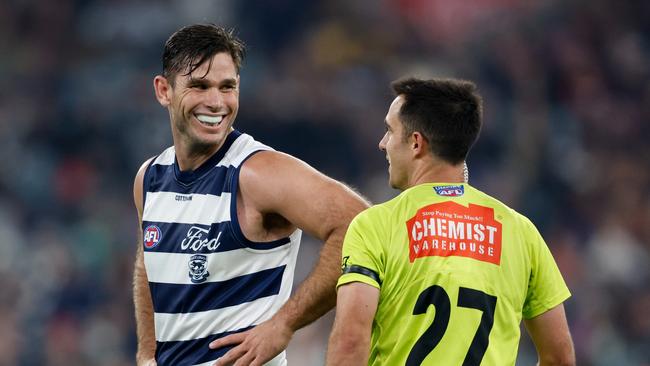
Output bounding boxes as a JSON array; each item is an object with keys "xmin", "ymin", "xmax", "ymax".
[{"xmin": 132, "ymin": 24, "xmax": 368, "ymax": 366}]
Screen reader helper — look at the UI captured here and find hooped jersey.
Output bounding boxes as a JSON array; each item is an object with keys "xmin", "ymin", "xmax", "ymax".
[
  {"xmin": 142, "ymin": 130, "xmax": 301, "ymax": 366},
  {"xmin": 338, "ymin": 183, "xmax": 570, "ymax": 366}
]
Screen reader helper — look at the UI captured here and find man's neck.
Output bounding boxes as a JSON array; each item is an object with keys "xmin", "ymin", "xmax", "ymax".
[
  {"xmin": 407, "ymin": 160, "xmax": 465, "ymax": 188},
  {"xmin": 174, "ymin": 139, "xmax": 224, "ymax": 172}
]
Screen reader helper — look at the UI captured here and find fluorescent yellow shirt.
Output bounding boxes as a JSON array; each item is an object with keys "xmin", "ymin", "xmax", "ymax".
[{"xmin": 338, "ymin": 183, "xmax": 570, "ymax": 366}]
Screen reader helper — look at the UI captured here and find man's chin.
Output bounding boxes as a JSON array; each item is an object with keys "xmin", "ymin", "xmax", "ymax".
[{"xmin": 388, "ymin": 177, "xmax": 405, "ymax": 191}]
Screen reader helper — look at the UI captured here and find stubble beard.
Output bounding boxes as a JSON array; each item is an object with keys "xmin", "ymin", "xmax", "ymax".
[{"xmin": 174, "ymin": 114, "xmax": 221, "ymax": 157}]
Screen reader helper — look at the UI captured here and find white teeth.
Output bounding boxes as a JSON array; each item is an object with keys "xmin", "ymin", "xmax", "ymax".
[{"xmin": 196, "ymin": 114, "xmax": 224, "ymax": 125}]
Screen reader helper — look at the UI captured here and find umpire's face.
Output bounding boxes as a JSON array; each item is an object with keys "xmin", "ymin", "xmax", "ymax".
[{"xmin": 379, "ymin": 96, "xmax": 411, "ymax": 190}]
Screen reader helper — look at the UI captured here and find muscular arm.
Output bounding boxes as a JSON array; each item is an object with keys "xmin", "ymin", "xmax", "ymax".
[
  {"xmin": 524, "ymin": 304, "xmax": 575, "ymax": 366},
  {"xmin": 133, "ymin": 159, "xmax": 157, "ymax": 366},
  {"xmin": 326, "ymin": 282, "xmax": 379, "ymax": 366},
  {"xmin": 211, "ymin": 151, "xmax": 369, "ymax": 365}
]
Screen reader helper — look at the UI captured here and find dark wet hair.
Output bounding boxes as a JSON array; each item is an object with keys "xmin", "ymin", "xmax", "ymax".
[
  {"xmin": 392, "ymin": 77, "xmax": 483, "ymax": 164},
  {"xmin": 162, "ymin": 24, "xmax": 246, "ymax": 84}
]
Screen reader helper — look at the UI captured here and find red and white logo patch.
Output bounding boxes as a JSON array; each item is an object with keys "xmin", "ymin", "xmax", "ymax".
[
  {"xmin": 144, "ymin": 225, "xmax": 162, "ymax": 249},
  {"xmin": 406, "ymin": 202, "xmax": 502, "ymax": 264}
]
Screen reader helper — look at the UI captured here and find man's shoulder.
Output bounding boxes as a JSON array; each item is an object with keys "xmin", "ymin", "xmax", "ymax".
[
  {"xmin": 150, "ymin": 145, "xmax": 176, "ymax": 166},
  {"xmin": 348, "ymin": 199, "xmax": 397, "ymax": 234},
  {"xmin": 135, "ymin": 147, "xmax": 173, "ymax": 180},
  {"xmin": 230, "ymin": 132, "xmax": 274, "ymax": 154},
  {"xmin": 465, "ymin": 185, "xmax": 540, "ymax": 235},
  {"xmin": 224, "ymin": 132, "xmax": 276, "ymax": 169},
  {"xmin": 465, "ymin": 185, "xmax": 524, "ymax": 216}
]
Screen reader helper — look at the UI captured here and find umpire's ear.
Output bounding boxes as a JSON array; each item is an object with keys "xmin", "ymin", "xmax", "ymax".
[{"xmin": 411, "ymin": 131, "xmax": 429, "ymax": 158}]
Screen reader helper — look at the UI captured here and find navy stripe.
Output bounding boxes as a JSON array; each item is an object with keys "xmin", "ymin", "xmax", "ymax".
[
  {"xmin": 148, "ymin": 164, "xmax": 233, "ymax": 195},
  {"xmin": 150, "ymin": 266, "xmax": 286, "ymax": 313},
  {"xmin": 227, "ymin": 151, "xmax": 296, "ymax": 250},
  {"xmin": 142, "ymin": 221, "xmax": 291, "ymax": 253},
  {"xmin": 143, "ymin": 221, "xmax": 242, "ymax": 254},
  {"xmin": 174, "ymin": 130, "xmax": 241, "ymax": 185},
  {"xmin": 156, "ymin": 325, "xmax": 254, "ymax": 366},
  {"xmin": 142, "ymin": 155, "xmax": 159, "ymax": 210},
  {"xmin": 145, "ymin": 130, "xmax": 241, "ymax": 195}
]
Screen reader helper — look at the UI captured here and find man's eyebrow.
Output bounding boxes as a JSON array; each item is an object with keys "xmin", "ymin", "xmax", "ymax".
[
  {"xmin": 219, "ymin": 78, "xmax": 238, "ymax": 85},
  {"xmin": 187, "ymin": 77, "xmax": 210, "ymax": 85}
]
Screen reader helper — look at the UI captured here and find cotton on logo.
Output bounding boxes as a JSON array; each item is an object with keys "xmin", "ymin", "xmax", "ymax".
[{"xmin": 144, "ymin": 225, "xmax": 162, "ymax": 249}]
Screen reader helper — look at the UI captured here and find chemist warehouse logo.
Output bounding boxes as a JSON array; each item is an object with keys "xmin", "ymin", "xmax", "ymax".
[{"xmin": 406, "ymin": 202, "xmax": 502, "ymax": 265}]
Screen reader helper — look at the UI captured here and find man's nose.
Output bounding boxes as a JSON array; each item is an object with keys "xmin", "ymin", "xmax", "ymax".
[
  {"xmin": 204, "ymin": 88, "xmax": 224, "ymax": 110},
  {"xmin": 378, "ymin": 135, "xmax": 387, "ymax": 151}
]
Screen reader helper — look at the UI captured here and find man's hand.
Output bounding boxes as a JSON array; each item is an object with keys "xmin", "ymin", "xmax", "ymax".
[{"xmin": 209, "ymin": 318, "xmax": 293, "ymax": 366}]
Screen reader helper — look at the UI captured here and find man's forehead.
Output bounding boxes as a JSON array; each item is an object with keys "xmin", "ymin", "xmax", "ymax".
[
  {"xmin": 390, "ymin": 95, "xmax": 405, "ymax": 109},
  {"xmin": 184, "ymin": 53, "xmax": 238, "ymax": 78},
  {"xmin": 387, "ymin": 96, "xmax": 404, "ymax": 117}
]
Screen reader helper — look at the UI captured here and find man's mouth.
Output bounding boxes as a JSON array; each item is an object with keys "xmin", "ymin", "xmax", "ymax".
[{"xmin": 195, "ymin": 114, "xmax": 224, "ymax": 126}]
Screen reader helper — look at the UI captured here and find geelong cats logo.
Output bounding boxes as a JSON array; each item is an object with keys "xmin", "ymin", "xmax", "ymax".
[{"xmin": 188, "ymin": 254, "xmax": 210, "ymax": 283}]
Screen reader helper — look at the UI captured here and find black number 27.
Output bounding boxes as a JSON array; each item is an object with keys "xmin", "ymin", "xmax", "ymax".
[{"xmin": 406, "ymin": 285, "xmax": 497, "ymax": 366}]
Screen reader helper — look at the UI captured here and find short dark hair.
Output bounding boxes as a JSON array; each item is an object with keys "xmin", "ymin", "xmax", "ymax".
[
  {"xmin": 391, "ymin": 77, "xmax": 482, "ymax": 165},
  {"xmin": 162, "ymin": 24, "xmax": 246, "ymax": 84}
]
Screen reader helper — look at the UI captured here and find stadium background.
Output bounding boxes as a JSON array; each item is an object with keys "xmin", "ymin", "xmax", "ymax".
[{"xmin": 1, "ymin": 0, "xmax": 649, "ymax": 364}]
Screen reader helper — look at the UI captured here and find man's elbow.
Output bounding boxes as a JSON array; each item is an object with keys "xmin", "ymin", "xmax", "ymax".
[
  {"xmin": 328, "ymin": 326, "xmax": 371, "ymax": 362},
  {"xmin": 539, "ymin": 350, "xmax": 576, "ymax": 366},
  {"xmin": 334, "ymin": 332, "xmax": 369, "ymax": 355}
]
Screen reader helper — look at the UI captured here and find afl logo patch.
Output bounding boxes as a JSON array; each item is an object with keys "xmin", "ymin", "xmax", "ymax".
[
  {"xmin": 434, "ymin": 185, "xmax": 464, "ymax": 197},
  {"xmin": 143, "ymin": 225, "xmax": 162, "ymax": 249}
]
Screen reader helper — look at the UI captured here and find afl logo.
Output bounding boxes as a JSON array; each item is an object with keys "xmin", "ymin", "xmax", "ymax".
[
  {"xmin": 144, "ymin": 225, "xmax": 162, "ymax": 249},
  {"xmin": 434, "ymin": 185, "xmax": 464, "ymax": 197}
]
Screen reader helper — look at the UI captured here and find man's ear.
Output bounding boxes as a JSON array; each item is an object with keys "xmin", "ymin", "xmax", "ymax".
[
  {"xmin": 153, "ymin": 75, "xmax": 172, "ymax": 107},
  {"xmin": 411, "ymin": 132, "xmax": 428, "ymax": 158}
]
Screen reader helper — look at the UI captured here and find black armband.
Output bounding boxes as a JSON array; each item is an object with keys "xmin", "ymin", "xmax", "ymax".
[{"xmin": 342, "ymin": 265, "xmax": 382, "ymax": 285}]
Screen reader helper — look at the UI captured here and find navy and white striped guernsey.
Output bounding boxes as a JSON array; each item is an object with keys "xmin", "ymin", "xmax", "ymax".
[{"xmin": 142, "ymin": 130, "xmax": 301, "ymax": 366}]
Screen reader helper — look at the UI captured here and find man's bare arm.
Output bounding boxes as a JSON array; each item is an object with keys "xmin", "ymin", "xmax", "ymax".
[
  {"xmin": 326, "ymin": 282, "xmax": 379, "ymax": 366},
  {"xmin": 133, "ymin": 159, "xmax": 157, "ymax": 366},
  {"xmin": 211, "ymin": 151, "xmax": 369, "ymax": 366},
  {"xmin": 524, "ymin": 304, "xmax": 575, "ymax": 366}
]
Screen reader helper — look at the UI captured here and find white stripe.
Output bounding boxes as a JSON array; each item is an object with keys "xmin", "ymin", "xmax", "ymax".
[
  {"xmin": 149, "ymin": 135, "xmax": 271, "ymax": 169},
  {"xmin": 144, "ymin": 244, "xmax": 293, "ymax": 284},
  {"xmin": 143, "ymin": 192, "xmax": 231, "ymax": 225},
  {"xmin": 192, "ymin": 351, "xmax": 287, "ymax": 366},
  {"xmin": 155, "ymin": 295, "xmax": 285, "ymax": 342},
  {"xmin": 152, "ymin": 146, "xmax": 175, "ymax": 166},
  {"xmin": 217, "ymin": 134, "xmax": 272, "ymax": 168}
]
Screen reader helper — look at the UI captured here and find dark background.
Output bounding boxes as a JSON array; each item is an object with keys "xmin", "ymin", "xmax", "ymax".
[{"xmin": 1, "ymin": 0, "xmax": 649, "ymax": 364}]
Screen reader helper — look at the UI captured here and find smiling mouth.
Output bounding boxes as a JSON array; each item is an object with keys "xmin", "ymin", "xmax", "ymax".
[{"xmin": 195, "ymin": 114, "xmax": 224, "ymax": 126}]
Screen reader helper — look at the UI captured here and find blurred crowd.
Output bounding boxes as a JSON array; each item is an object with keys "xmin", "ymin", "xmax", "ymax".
[{"xmin": 0, "ymin": 0, "xmax": 648, "ymax": 365}]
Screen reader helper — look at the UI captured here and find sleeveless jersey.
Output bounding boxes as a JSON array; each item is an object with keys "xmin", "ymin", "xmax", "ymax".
[
  {"xmin": 338, "ymin": 183, "xmax": 570, "ymax": 366},
  {"xmin": 142, "ymin": 130, "xmax": 302, "ymax": 366}
]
